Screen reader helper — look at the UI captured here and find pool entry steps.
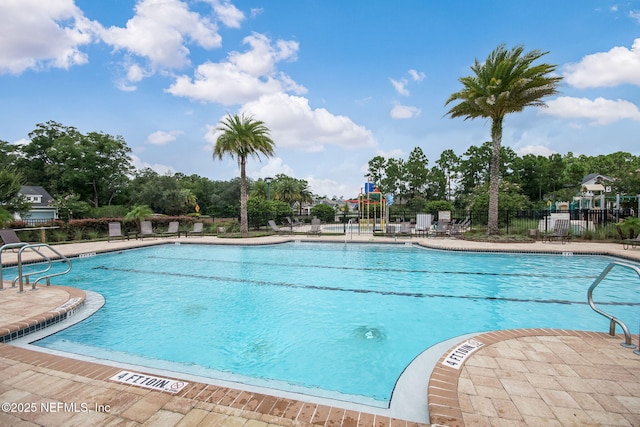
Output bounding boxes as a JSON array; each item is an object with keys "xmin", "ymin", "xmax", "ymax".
[
  {"xmin": 588, "ymin": 261, "xmax": 640, "ymax": 354},
  {"xmin": 0, "ymin": 242, "xmax": 72, "ymax": 292}
]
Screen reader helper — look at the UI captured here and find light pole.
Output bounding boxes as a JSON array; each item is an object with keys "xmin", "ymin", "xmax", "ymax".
[{"xmin": 265, "ymin": 177, "xmax": 272, "ymax": 201}]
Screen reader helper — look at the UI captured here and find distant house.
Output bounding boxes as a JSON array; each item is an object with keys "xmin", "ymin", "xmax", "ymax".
[
  {"xmin": 574, "ymin": 174, "xmax": 614, "ymax": 209},
  {"xmin": 15, "ymin": 186, "xmax": 58, "ymax": 224}
]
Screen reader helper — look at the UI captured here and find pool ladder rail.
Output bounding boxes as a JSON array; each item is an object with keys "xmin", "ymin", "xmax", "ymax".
[
  {"xmin": 0, "ymin": 242, "xmax": 72, "ymax": 292},
  {"xmin": 345, "ymin": 218, "xmax": 354, "ymax": 242},
  {"xmin": 587, "ymin": 261, "xmax": 640, "ymax": 355}
]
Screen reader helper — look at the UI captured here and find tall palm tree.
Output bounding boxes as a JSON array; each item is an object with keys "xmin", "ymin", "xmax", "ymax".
[
  {"xmin": 446, "ymin": 44, "xmax": 561, "ymax": 234},
  {"xmin": 214, "ymin": 113, "xmax": 275, "ymax": 236}
]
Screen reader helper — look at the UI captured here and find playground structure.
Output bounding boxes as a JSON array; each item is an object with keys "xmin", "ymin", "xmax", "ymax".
[{"xmin": 355, "ymin": 182, "xmax": 389, "ymax": 233}]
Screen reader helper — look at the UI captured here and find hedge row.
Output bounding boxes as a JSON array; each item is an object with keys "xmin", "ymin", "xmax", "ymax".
[{"xmin": 9, "ymin": 216, "xmax": 232, "ymax": 243}]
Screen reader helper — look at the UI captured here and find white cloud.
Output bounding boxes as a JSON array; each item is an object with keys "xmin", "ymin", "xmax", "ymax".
[
  {"xmin": 306, "ymin": 177, "xmax": 355, "ymax": 198},
  {"xmin": 390, "ymin": 78, "xmax": 409, "ymax": 96},
  {"xmin": 563, "ymin": 38, "xmax": 640, "ymax": 88},
  {"xmin": 207, "ymin": 0, "xmax": 245, "ymax": 28},
  {"xmin": 101, "ymin": 0, "xmax": 222, "ymax": 71},
  {"xmin": 146, "ymin": 130, "xmax": 184, "ymax": 145},
  {"xmin": 630, "ymin": 10, "xmax": 640, "ymax": 23},
  {"xmin": 248, "ymin": 157, "xmax": 295, "ymax": 180},
  {"xmin": 166, "ymin": 33, "xmax": 304, "ymax": 105},
  {"xmin": 238, "ymin": 92, "xmax": 376, "ymax": 151},
  {"xmin": 390, "ymin": 103, "xmax": 421, "ymax": 119},
  {"xmin": 390, "ymin": 69, "xmax": 425, "ymax": 96},
  {"xmin": 408, "ymin": 69, "xmax": 426, "ymax": 81},
  {"xmin": 516, "ymin": 145, "xmax": 556, "ymax": 157},
  {"xmin": 541, "ymin": 96, "xmax": 640, "ymax": 125},
  {"xmin": 130, "ymin": 154, "xmax": 175, "ymax": 175},
  {"xmin": 375, "ymin": 148, "xmax": 406, "ymax": 159},
  {"xmin": 0, "ymin": 0, "xmax": 101, "ymax": 75}
]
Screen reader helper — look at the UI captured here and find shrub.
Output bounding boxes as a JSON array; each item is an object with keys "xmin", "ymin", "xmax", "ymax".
[
  {"xmin": 310, "ymin": 204, "xmax": 336, "ymax": 223},
  {"xmin": 617, "ymin": 217, "xmax": 640, "ymax": 239}
]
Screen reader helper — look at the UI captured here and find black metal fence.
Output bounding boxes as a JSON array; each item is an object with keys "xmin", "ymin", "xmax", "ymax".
[{"xmin": 250, "ymin": 208, "xmax": 638, "ymax": 239}]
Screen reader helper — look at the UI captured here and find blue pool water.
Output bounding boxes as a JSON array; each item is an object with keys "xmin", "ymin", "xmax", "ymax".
[{"xmin": 21, "ymin": 243, "xmax": 640, "ymax": 406}]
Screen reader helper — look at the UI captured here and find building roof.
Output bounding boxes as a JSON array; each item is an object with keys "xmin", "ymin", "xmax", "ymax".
[
  {"xmin": 581, "ymin": 173, "xmax": 614, "ymax": 185},
  {"xmin": 19, "ymin": 186, "xmax": 53, "ymax": 207}
]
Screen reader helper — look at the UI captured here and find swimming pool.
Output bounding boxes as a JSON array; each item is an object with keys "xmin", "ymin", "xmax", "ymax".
[{"xmin": 21, "ymin": 242, "xmax": 640, "ymax": 407}]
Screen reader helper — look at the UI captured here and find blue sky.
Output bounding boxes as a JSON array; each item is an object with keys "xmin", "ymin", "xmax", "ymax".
[{"xmin": 1, "ymin": 1, "xmax": 639, "ymax": 198}]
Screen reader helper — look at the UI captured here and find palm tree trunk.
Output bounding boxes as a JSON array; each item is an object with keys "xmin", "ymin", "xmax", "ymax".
[
  {"xmin": 239, "ymin": 156, "xmax": 249, "ymax": 236},
  {"xmin": 488, "ymin": 117, "xmax": 503, "ymax": 235}
]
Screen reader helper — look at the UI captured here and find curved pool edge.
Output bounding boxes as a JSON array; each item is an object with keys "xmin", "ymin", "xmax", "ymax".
[{"xmin": 8, "ymin": 290, "xmax": 470, "ymax": 424}]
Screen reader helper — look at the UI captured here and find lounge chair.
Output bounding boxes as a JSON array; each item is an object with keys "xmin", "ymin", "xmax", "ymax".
[
  {"xmin": 187, "ymin": 222, "xmax": 204, "ymax": 237},
  {"xmin": 434, "ymin": 221, "xmax": 449, "ymax": 237},
  {"xmin": 140, "ymin": 221, "xmax": 157, "ymax": 239},
  {"xmin": 543, "ymin": 219, "xmax": 570, "ymax": 244},
  {"xmin": 623, "ymin": 233, "xmax": 640, "ymax": 250},
  {"xmin": 108, "ymin": 222, "xmax": 127, "ymax": 242},
  {"xmin": 396, "ymin": 222, "xmax": 412, "ymax": 238},
  {"xmin": 283, "ymin": 217, "xmax": 301, "ymax": 228},
  {"xmin": 0, "ymin": 229, "xmax": 26, "ymax": 246},
  {"xmin": 161, "ymin": 221, "xmax": 180, "ymax": 238},
  {"xmin": 268, "ymin": 220, "xmax": 289, "ymax": 235},
  {"xmin": 307, "ymin": 218, "xmax": 321, "ymax": 236}
]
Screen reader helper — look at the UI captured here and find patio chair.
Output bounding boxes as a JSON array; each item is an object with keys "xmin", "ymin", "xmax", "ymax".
[
  {"xmin": 161, "ymin": 221, "xmax": 180, "ymax": 238},
  {"xmin": 187, "ymin": 222, "xmax": 204, "ymax": 237},
  {"xmin": 268, "ymin": 220, "xmax": 289, "ymax": 235},
  {"xmin": 0, "ymin": 229, "xmax": 28, "ymax": 248},
  {"xmin": 307, "ymin": 218, "xmax": 322, "ymax": 236},
  {"xmin": 396, "ymin": 222, "xmax": 412, "ymax": 238},
  {"xmin": 108, "ymin": 222, "xmax": 127, "ymax": 242},
  {"xmin": 622, "ymin": 233, "xmax": 640, "ymax": 250},
  {"xmin": 283, "ymin": 217, "xmax": 301, "ymax": 228},
  {"xmin": 434, "ymin": 221, "xmax": 449, "ymax": 237},
  {"xmin": 140, "ymin": 221, "xmax": 157, "ymax": 239},
  {"xmin": 1, "ymin": 229, "xmax": 23, "ymax": 244},
  {"xmin": 543, "ymin": 219, "xmax": 571, "ymax": 244}
]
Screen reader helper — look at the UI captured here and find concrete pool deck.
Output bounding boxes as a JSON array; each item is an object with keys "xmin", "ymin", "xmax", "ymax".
[{"xmin": 0, "ymin": 234, "xmax": 639, "ymax": 426}]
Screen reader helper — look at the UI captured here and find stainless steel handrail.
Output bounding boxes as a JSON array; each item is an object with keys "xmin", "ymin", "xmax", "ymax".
[
  {"xmin": 0, "ymin": 242, "xmax": 29, "ymax": 290},
  {"xmin": 346, "ymin": 219, "xmax": 354, "ymax": 242},
  {"xmin": 587, "ymin": 261, "xmax": 640, "ymax": 349},
  {"xmin": 12, "ymin": 244, "xmax": 72, "ymax": 292}
]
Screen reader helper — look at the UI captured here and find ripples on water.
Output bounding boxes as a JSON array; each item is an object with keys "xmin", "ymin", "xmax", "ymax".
[{"xmin": 28, "ymin": 243, "xmax": 640, "ymax": 405}]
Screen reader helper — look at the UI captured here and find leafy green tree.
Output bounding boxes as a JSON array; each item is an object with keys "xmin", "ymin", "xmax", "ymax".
[
  {"xmin": 210, "ymin": 178, "xmax": 241, "ymax": 218},
  {"xmin": 404, "ymin": 147, "xmax": 429, "ymax": 200},
  {"xmin": 310, "ymin": 203, "xmax": 336, "ymax": 223},
  {"xmin": 435, "ymin": 149, "xmax": 460, "ymax": 201},
  {"xmin": 51, "ymin": 193, "xmax": 91, "ymax": 220},
  {"xmin": 80, "ymin": 131, "xmax": 134, "ymax": 207},
  {"xmin": 124, "ymin": 205, "xmax": 154, "ymax": 232},
  {"xmin": 273, "ymin": 175, "xmax": 299, "ymax": 205},
  {"xmin": 213, "ymin": 114, "xmax": 275, "ymax": 236},
  {"xmin": 470, "ymin": 181, "xmax": 533, "ymax": 212},
  {"xmin": 457, "ymin": 143, "xmax": 493, "ymax": 194},
  {"xmin": 175, "ymin": 173, "xmax": 219, "ymax": 216},
  {"xmin": 425, "ymin": 200, "xmax": 454, "ymax": 213},
  {"xmin": 250, "ymin": 179, "xmax": 269, "ymax": 200},
  {"xmin": 446, "ymin": 44, "xmax": 561, "ymax": 234},
  {"xmin": 130, "ymin": 170, "xmax": 195, "ymax": 216},
  {"xmin": 0, "ymin": 208, "xmax": 13, "ymax": 228},
  {"xmin": 271, "ymin": 174, "xmax": 313, "ymax": 215},
  {"xmin": 0, "ymin": 141, "xmax": 18, "ymax": 169},
  {"xmin": 16, "ymin": 121, "xmax": 74, "ymax": 189},
  {"xmin": 366, "ymin": 156, "xmax": 387, "ymax": 188},
  {"xmin": 16, "ymin": 121, "xmax": 133, "ymax": 208},
  {"xmin": 0, "ymin": 168, "xmax": 29, "ymax": 214}
]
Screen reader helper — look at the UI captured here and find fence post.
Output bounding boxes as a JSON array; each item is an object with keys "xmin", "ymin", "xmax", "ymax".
[{"xmin": 506, "ymin": 210, "xmax": 510, "ymax": 234}]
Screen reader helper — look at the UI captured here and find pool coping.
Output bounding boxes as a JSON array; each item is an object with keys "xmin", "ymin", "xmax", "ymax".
[{"xmin": 0, "ymin": 285, "xmax": 85, "ymax": 343}]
